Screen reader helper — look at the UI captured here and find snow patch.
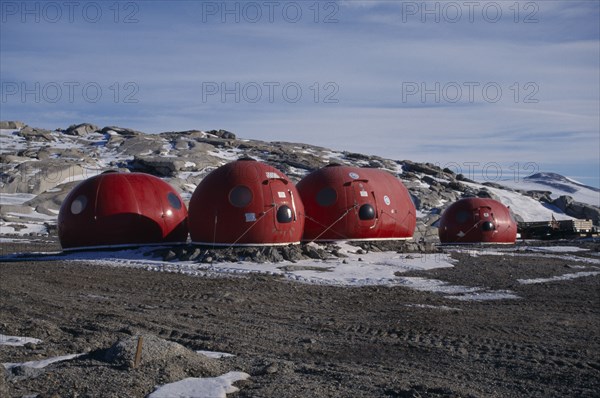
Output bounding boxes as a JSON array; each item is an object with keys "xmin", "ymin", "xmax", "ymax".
[
  {"xmin": 405, "ymin": 304, "xmax": 462, "ymax": 311},
  {"xmin": 456, "ymin": 248, "xmax": 600, "ymax": 265},
  {"xmin": 208, "ymin": 148, "xmax": 243, "ymax": 161},
  {"xmin": 523, "ymin": 246, "xmax": 589, "ymax": 253},
  {"xmin": 517, "ymin": 272, "xmax": 600, "ymax": 285},
  {"xmin": 0, "ymin": 222, "xmax": 48, "ymax": 235},
  {"xmin": 147, "ymin": 371, "xmax": 250, "ymax": 398},
  {"xmin": 196, "ymin": 350, "xmax": 235, "ymax": 359},
  {"xmin": 0, "ymin": 246, "xmax": 515, "ymax": 300},
  {"xmin": 396, "ymin": 277, "xmax": 518, "ymax": 300},
  {"xmin": 461, "ymin": 181, "xmax": 574, "ymax": 222},
  {"xmin": 0, "ymin": 193, "xmax": 37, "ymax": 205},
  {"xmin": 445, "ymin": 291, "xmax": 520, "ymax": 301},
  {"xmin": 0, "ymin": 334, "xmax": 42, "ymax": 346},
  {"xmin": 499, "ymin": 177, "xmax": 599, "ymax": 208},
  {"xmin": 3, "ymin": 353, "xmax": 84, "ymax": 370}
]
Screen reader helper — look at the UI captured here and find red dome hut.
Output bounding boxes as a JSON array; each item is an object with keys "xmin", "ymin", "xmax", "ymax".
[
  {"xmin": 297, "ymin": 165, "xmax": 416, "ymax": 241},
  {"xmin": 58, "ymin": 172, "xmax": 188, "ymax": 249},
  {"xmin": 438, "ymin": 197, "xmax": 517, "ymax": 244},
  {"xmin": 188, "ymin": 159, "xmax": 304, "ymax": 245}
]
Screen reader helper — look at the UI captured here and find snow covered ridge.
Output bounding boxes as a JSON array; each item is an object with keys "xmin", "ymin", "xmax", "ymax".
[{"xmin": 1, "ymin": 122, "xmax": 598, "ymax": 243}]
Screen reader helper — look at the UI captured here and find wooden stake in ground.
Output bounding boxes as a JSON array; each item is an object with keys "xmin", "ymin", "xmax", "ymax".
[{"xmin": 134, "ymin": 336, "xmax": 143, "ymax": 368}]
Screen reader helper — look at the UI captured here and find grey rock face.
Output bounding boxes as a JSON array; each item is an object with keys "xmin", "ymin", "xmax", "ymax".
[
  {"xmin": 552, "ymin": 195, "xmax": 600, "ymax": 224},
  {"xmin": 207, "ymin": 129, "xmax": 236, "ymax": 139},
  {"xmin": 1, "ymin": 160, "xmax": 84, "ymax": 194},
  {"xmin": 553, "ymin": 195, "xmax": 574, "ymax": 210},
  {"xmin": 17, "ymin": 126, "xmax": 54, "ymax": 141},
  {"xmin": 116, "ymin": 136, "xmax": 165, "ymax": 157},
  {"xmin": 100, "ymin": 126, "xmax": 142, "ymax": 136},
  {"xmin": 64, "ymin": 123, "xmax": 99, "ymax": 136},
  {"xmin": 0, "ymin": 120, "xmax": 26, "ymax": 129},
  {"xmin": 525, "ymin": 190, "xmax": 553, "ymax": 202},
  {"xmin": 130, "ymin": 156, "xmax": 186, "ymax": 177}
]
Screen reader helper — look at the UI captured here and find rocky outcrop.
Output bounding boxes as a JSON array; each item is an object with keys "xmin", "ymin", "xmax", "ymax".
[
  {"xmin": 0, "ymin": 120, "xmax": 25, "ymax": 129},
  {"xmin": 206, "ymin": 129, "xmax": 236, "ymax": 140},
  {"xmin": 1, "ymin": 160, "xmax": 84, "ymax": 194},
  {"xmin": 17, "ymin": 126, "xmax": 54, "ymax": 141},
  {"xmin": 130, "ymin": 156, "xmax": 187, "ymax": 177},
  {"xmin": 552, "ymin": 195, "xmax": 600, "ymax": 225},
  {"xmin": 64, "ymin": 123, "xmax": 99, "ymax": 136},
  {"xmin": 411, "ymin": 211, "xmax": 441, "ymax": 244},
  {"xmin": 2, "ymin": 121, "xmax": 598, "ymax": 241},
  {"xmin": 24, "ymin": 181, "xmax": 79, "ymax": 213},
  {"xmin": 101, "ymin": 126, "xmax": 142, "ymax": 136},
  {"xmin": 103, "ymin": 334, "xmax": 221, "ymax": 373},
  {"xmin": 524, "ymin": 190, "xmax": 553, "ymax": 202},
  {"xmin": 116, "ymin": 136, "xmax": 166, "ymax": 157}
]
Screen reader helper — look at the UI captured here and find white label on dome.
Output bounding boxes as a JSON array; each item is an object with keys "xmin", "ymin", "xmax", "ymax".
[
  {"xmin": 383, "ymin": 195, "xmax": 391, "ymax": 205},
  {"xmin": 349, "ymin": 172, "xmax": 360, "ymax": 179},
  {"xmin": 266, "ymin": 172, "xmax": 279, "ymax": 179},
  {"xmin": 360, "ymin": 190, "xmax": 368, "ymax": 197},
  {"xmin": 277, "ymin": 191, "xmax": 286, "ymax": 198},
  {"xmin": 245, "ymin": 213, "xmax": 256, "ymax": 222}
]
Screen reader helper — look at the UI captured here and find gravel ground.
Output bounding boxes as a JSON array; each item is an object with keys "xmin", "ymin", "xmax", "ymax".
[{"xmin": 1, "ymin": 238, "xmax": 599, "ymax": 397}]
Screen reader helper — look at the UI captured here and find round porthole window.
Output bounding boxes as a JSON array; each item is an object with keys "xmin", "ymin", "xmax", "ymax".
[
  {"xmin": 359, "ymin": 204, "xmax": 376, "ymax": 220},
  {"xmin": 70, "ymin": 195, "xmax": 87, "ymax": 215},
  {"xmin": 277, "ymin": 205, "xmax": 293, "ymax": 223},
  {"xmin": 316, "ymin": 187, "xmax": 337, "ymax": 207},
  {"xmin": 481, "ymin": 221, "xmax": 495, "ymax": 231},
  {"xmin": 229, "ymin": 185, "xmax": 253, "ymax": 208},
  {"xmin": 456, "ymin": 210, "xmax": 470, "ymax": 224},
  {"xmin": 167, "ymin": 192, "xmax": 182, "ymax": 209}
]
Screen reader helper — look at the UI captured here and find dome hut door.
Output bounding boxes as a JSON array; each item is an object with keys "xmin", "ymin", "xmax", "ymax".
[
  {"xmin": 264, "ymin": 175, "xmax": 294, "ymax": 231},
  {"xmin": 477, "ymin": 206, "xmax": 496, "ymax": 233},
  {"xmin": 348, "ymin": 179, "xmax": 378, "ymax": 231}
]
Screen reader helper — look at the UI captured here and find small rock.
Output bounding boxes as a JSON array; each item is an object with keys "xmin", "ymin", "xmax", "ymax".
[
  {"xmin": 264, "ymin": 363, "xmax": 279, "ymax": 374},
  {"xmin": 163, "ymin": 250, "xmax": 177, "ymax": 261},
  {"xmin": 188, "ymin": 248, "xmax": 203, "ymax": 261},
  {"xmin": 207, "ymin": 129, "xmax": 236, "ymax": 140}
]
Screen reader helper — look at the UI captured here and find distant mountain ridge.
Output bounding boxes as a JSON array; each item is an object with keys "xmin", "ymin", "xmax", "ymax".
[{"xmin": 524, "ymin": 172, "xmax": 600, "ymax": 194}]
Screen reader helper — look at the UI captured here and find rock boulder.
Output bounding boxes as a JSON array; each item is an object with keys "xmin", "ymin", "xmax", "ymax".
[
  {"xmin": 0, "ymin": 120, "xmax": 26, "ymax": 129},
  {"xmin": 64, "ymin": 123, "xmax": 99, "ymax": 136}
]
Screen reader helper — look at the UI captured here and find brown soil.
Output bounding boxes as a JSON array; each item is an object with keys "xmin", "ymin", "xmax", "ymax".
[{"xmin": 1, "ymin": 239, "xmax": 599, "ymax": 397}]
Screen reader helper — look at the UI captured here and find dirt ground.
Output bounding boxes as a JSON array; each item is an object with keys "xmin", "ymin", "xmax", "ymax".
[{"xmin": 1, "ymin": 238, "xmax": 599, "ymax": 398}]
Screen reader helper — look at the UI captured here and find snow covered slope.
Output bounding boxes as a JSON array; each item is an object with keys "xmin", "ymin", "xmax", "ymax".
[{"xmin": 499, "ymin": 172, "xmax": 599, "ymax": 208}]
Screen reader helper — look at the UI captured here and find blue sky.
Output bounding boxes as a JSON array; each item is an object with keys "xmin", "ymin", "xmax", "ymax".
[{"xmin": 1, "ymin": 0, "xmax": 599, "ymax": 188}]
